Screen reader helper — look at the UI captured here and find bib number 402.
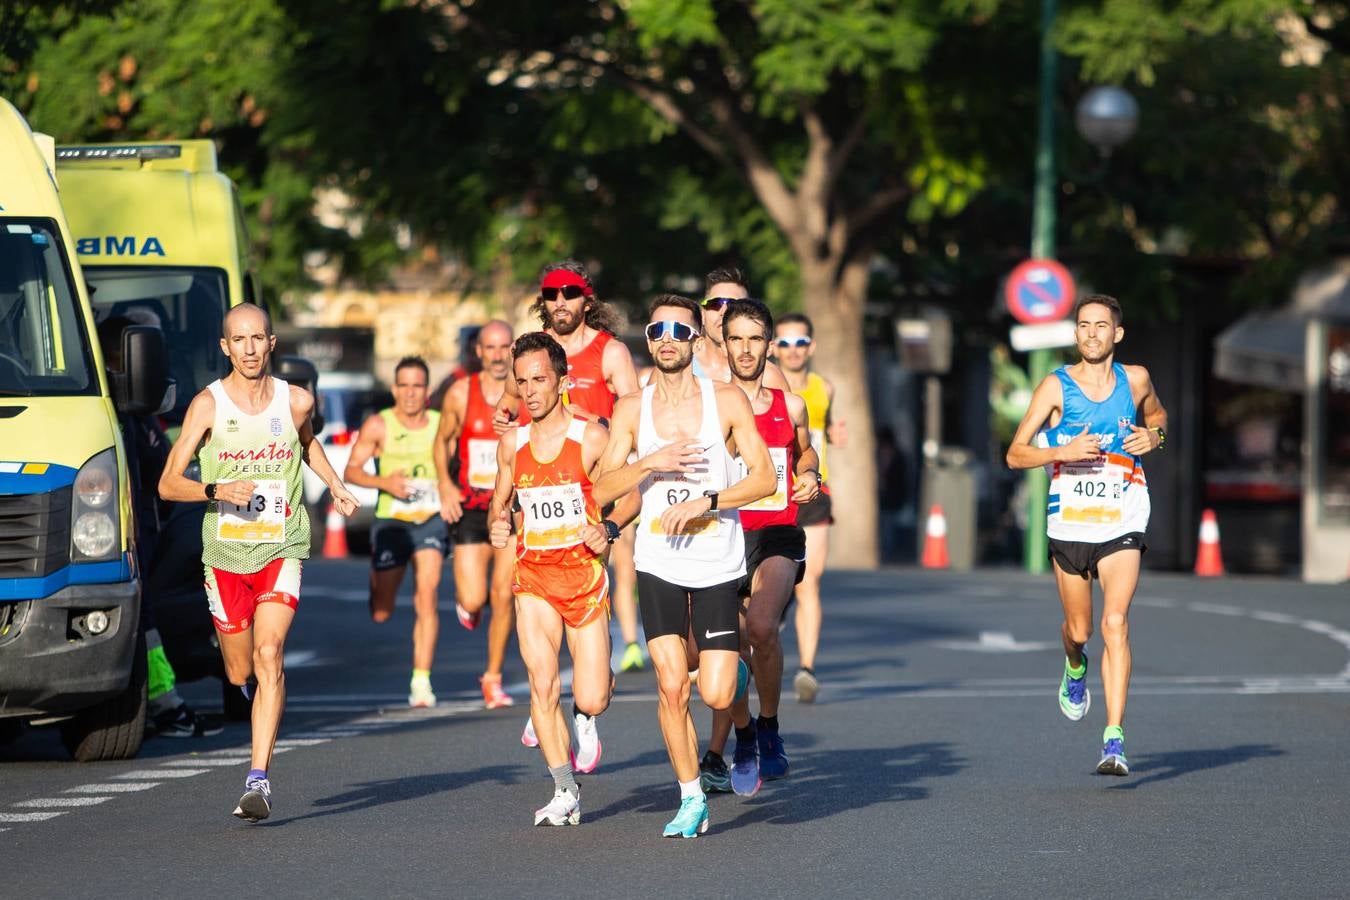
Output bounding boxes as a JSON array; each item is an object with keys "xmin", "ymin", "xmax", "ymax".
[{"xmin": 1071, "ymin": 480, "xmax": 1118, "ymax": 499}]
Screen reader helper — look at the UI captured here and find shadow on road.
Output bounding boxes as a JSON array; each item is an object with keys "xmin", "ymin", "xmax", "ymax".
[
  {"xmin": 273, "ymin": 765, "xmax": 526, "ymax": 825},
  {"xmin": 586, "ymin": 741, "xmax": 964, "ymax": 827},
  {"xmin": 1107, "ymin": 743, "xmax": 1285, "ymax": 790}
]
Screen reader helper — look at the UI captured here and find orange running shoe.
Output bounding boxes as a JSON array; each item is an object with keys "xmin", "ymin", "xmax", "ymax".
[{"xmin": 480, "ymin": 673, "xmax": 515, "ymax": 709}]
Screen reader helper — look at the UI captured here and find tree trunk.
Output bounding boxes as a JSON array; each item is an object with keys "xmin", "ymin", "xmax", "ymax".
[{"xmin": 799, "ymin": 254, "xmax": 878, "ymax": 570}]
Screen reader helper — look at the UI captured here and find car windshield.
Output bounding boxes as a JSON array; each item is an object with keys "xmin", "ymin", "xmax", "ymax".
[
  {"xmin": 84, "ymin": 266, "xmax": 229, "ymax": 424},
  {"xmin": 0, "ymin": 219, "xmax": 97, "ymax": 398}
]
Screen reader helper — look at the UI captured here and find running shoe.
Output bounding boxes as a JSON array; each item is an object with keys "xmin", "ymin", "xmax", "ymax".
[
  {"xmin": 533, "ymin": 787, "xmax": 580, "ymax": 826},
  {"xmin": 481, "ymin": 673, "xmax": 514, "ymax": 709},
  {"xmin": 1096, "ymin": 737, "xmax": 1129, "ymax": 776},
  {"xmin": 1058, "ymin": 653, "xmax": 1091, "ymax": 721},
  {"xmin": 456, "ymin": 602, "xmax": 482, "ymax": 630},
  {"xmin": 730, "ymin": 732, "xmax": 761, "ymax": 797},
  {"xmin": 734, "ymin": 657, "xmax": 751, "ymax": 704},
  {"xmin": 571, "ymin": 711, "xmax": 602, "ymax": 773},
  {"xmin": 232, "ymin": 776, "xmax": 271, "ymax": 823},
  {"xmin": 662, "ymin": 795, "xmax": 709, "ymax": 838},
  {"xmin": 408, "ymin": 679, "xmax": 437, "ymax": 709},
  {"xmin": 793, "ymin": 669, "xmax": 818, "ymax": 704},
  {"xmin": 620, "ymin": 642, "xmax": 645, "ymax": 672},
  {"xmin": 521, "ymin": 716, "xmax": 539, "ymax": 748},
  {"xmin": 757, "ymin": 721, "xmax": 789, "ymax": 780},
  {"xmin": 699, "ymin": 750, "xmax": 733, "ymax": 794},
  {"xmin": 148, "ymin": 703, "xmax": 224, "ymax": 738}
]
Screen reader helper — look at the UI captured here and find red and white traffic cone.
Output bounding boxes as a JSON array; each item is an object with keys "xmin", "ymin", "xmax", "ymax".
[
  {"xmin": 1194, "ymin": 508, "xmax": 1224, "ymax": 577},
  {"xmin": 921, "ymin": 504, "xmax": 950, "ymax": 569},
  {"xmin": 322, "ymin": 500, "xmax": 348, "ymax": 559}
]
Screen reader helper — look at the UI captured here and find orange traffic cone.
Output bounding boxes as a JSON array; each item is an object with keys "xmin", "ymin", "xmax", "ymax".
[
  {"xmin": 1194, "ymin": 508, "xmax": 1224, "ymax": 577},
  {"xmin": 921, "ymin": 504, "xmax": 950, "ymax": 569},
  {"xmin": 322, "ymin": 500, "xmax": 348, "ymax": 559}
]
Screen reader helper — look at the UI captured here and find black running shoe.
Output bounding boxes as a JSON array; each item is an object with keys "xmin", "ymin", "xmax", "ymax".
[
  {"xmin": 148, "ymin": 704, "xmax": 224, "ymax": 739},
  {"xmin": 699, "ymin": 750, "xmax": 732, "ymax": 793}
]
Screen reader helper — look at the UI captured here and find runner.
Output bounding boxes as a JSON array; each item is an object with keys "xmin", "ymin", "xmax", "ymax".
[
  {"xmin": 594, "ymin": 293, "xmax": 775, "ymax": 838},
  {"xmin": 773, "ymin": 312, "xmax": 846, "ymax": 703},
  {"xmin": 159, "ymin": 303, "xmax": 359, "ymax": 821},
  {"xmin": 433, "ymin": 321, "xmax": 518, "ymax": 709},
  {"xmin": 494, "ymin": 262, "xmax": 640, "ymax": 754},
  {"xmin": 344, "ymin": 356, "xmax": 447, "ymax": 708},
  {"xmin": 487, "ymin": 331, "xmax": 626, "ymax": 826},
  {"xmin": 1006, "ymin": 293, "xmax": 1167, "ymax": 776},
  {"xmin": 699, "ymin": 300, "xmax": 820, "ymax": 795}
]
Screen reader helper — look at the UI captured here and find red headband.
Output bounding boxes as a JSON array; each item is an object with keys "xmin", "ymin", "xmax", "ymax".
[{"xmin": 540, "ymin": 270, "xmax": 594, "ymax": 296}]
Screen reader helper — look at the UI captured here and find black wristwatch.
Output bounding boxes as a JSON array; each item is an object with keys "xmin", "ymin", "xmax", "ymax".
[
  {"xmin": 204, "ymin": 482, "xmax": 217, "ymax": 501},
  {"xmin": 702, "ymin": 490, "xmax": 719, "ymax": 511},
  {"xmin": 602, "ymin": 519, "xmax": 621, "ymax": 544},
  {"xmin": 1152, "ymin": 426, "xmax": 1167, "ymax": 450}
]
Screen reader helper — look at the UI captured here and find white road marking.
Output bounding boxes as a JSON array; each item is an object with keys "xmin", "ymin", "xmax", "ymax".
[
  {"xmin": 115, "ymin": 769, "xmax": 209, "ymax": 779},
  {"xmin": 66, "ymin": 783, "xmax": 159, "ymax": 794},
  {"xmin": 932, "ymin": 631, "xmax": 1058, "ymax": 653},
  {"xmin": 0, "ymin": 812, "xmax": 64, "ymax": 822},
  {"xmin": 1133, "ymin": 597, "xmax": 1177, "ymax": 608},
  {"xmin": 15, "ymin": 797, "xmax": 111, "ymax": 808},
  {"xmin": 273, "ymin": 738, "xmax": 329, "ymax": 747},
  {"xmin": 163, "ymin": 757, "xmax": 250, "ymax": 767},
  {"xmin": 1186, "ymin": 602, "xmax": 1246, "ymax": 617}
]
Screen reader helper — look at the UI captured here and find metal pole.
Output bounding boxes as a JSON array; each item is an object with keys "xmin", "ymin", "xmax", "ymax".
[{"xmin": 1022, "ymin": 0, "xmax": 1058, "ymax": 573}]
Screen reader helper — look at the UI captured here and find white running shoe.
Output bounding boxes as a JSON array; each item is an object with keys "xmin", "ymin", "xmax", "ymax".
[
  {"xmin": 521, "ymin": 716, "xmax": 539, "ymax": 748},
  {"xmin": 534, "ymin": 787, "xmax": 580, "ymax": 826},
  {"xmin": 571, "ymin": 712, "xmax": 602, "ymax": 773},
  {"xmin": 408, "ymin": 679, "xmax": 437, "ymax": 709}
]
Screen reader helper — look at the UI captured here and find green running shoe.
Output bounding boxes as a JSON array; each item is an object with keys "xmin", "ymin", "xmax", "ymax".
[
  {"xmin": 620, "ymin": 642, "xmax": 645, "ymax": 672},
  {"xmin": 1058, "ymin": 653, "xmax": 1090, "ymax": 721},
  {"xmin": 663, "ymin": 795, "xmax": 709, "ymax": 838}
]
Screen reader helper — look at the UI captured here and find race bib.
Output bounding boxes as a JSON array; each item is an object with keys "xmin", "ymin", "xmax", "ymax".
[
  {"xmin": 217, "ymin": 479, "xmax": 286, "ymax": 543},
  {"xmin": 519, "ymin": 482, "xmax": 588, "ymax": 550},
  {"xmin": 1059, "ymin": 462, "xmax": 1124, "ymax": 524},
  {"xmin": 467, "ymin": 438, "xmax": 498, "ymax": 490},
  {"xmin": 647, "ymin": 472, "xmax": 721, "ymax": 537},
  {"xmin": 738, "ymin": 447, "xmax": 788, "ymax": 512},
  {"xmin": 387, "ymin": 478, "xmax": 440, "ymax": 522}
]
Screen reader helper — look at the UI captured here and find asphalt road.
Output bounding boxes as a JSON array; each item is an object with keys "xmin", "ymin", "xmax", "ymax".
[{"xmin": 4, "ymin": 560, "xmax": 1349, "ymax": 898}]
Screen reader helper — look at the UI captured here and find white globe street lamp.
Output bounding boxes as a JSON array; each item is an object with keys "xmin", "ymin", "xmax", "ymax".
[{"xmin": 1075, "ymin": 86, "xmax": 1139, "ymax": 157}]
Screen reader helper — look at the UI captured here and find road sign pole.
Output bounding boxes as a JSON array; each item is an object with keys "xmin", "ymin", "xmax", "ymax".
[{"xmin": 1023, "ymin": 0, "xmax": 1058, "ymax": 574}]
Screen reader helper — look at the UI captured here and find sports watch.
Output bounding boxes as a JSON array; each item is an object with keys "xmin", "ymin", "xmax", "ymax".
[
  {"xmin": 204, "ymin": 482, "xmax": 217, "ymax": 501},
  {"xmin": 602, "ymin": 519, "xmax": 621, "ymax": 544},
  {"xmin": 702, "ymin": 490, "xmax": 719, "ymax": 511}
]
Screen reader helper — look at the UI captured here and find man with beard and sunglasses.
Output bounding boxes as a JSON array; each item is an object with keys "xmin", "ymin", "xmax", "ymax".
[
  {"xmin": 1006, "ymin": 294, "xmax": 1167, "ymax": 777},
  {"xmin": 696, "ymin": 299, "xmax": 820, "ymax": 796},
  {"xmin": 494, "ymin": 260, "xmax": 639, "ymax": 769},
  {"xmin": 594, "ymin": 294, "xmax": 775, "ymax": 838}
]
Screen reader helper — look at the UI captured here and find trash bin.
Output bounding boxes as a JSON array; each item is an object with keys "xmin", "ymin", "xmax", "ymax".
[{"xmin": 918, "ymin": 447, "xmax": 977, "ymax": 570}]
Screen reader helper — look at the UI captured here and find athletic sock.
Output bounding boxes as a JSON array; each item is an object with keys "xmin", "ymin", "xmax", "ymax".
[
  {"xmin": 411, "ymin": 668, "xmax": 431, "ymax": 684},
  {"xmin": 1103, "ymin": 725, "xmax": 1124, "ymax": 744},
  {"xmin": 1065, "ymin": 657, "xmax": 1086, "ymax": 678},
  {"xmin": 678, "ymin": 778, "xmax": 704, "ymax": 800},
  {"xmin": 246, "ymin": 768, "xmax": 266, "ymax": 786},
  {"xmin": 757, "ymin": 714, "xmax": 779, "ymax": 733},
  {"xmin": 548, "ymin": 763, "xmax": 578, "ymax": 797},
  {"xmin": 572, "ymin": 703, "xmax": 592, "ymax": 722}
]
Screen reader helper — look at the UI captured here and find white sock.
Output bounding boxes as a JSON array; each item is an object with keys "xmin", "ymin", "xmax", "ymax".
[{"xmin": 678, "ymin": 778, "xmax": 704, "ymax": 800}]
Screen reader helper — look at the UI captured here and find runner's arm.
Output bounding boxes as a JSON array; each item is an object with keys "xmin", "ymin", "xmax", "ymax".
[
  {"xmin": 1006, "ymin": 375, "xmax": 1096, "ymax": 469},
  {"xmin": 485, "ymin": 430, "xmax": 517, "ymax": 549},
  {"xmin": 434, "ymin": 379, "xmax": 467, "ymax": 520},
  {"xmin": 823, "ymin": 376, "xmax": 847, "ymax": 446},
  {"xmin": 345, "ymin": 413, "xmax": 403, "ymax": 496},
  {"xmin": 158, "ymin": 389, "xmax": 230, "ymax": 503},
  {"xmin": 293, "ymin": 385, "xmax": 360, "ymax": 515},
  {"xmin": 786, "ymin": 392, "xmax": 821, "ymax": 503},
  {"xmin": 492, "ymin": 376, "xmax": 522, "ymax": 433},
  {"xmin": 1122, "ymin": 365, "xmax": 1169, "ymax": 456},
  {"xmin": 716, "ymin": 385, "xmax": 776, "ymax": 509},
  {"xmin": 604, "ymin": 338, "xmax": 640, "ymax": 397}
]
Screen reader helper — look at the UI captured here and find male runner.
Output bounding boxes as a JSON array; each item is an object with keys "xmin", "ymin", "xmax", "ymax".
[
  {"xmin": 594, "ymin": 293, "xmax": 775, "ymax": 838},
  {"xmin": 699, "ymin": 300, "xmax": 820, "ymax": 795},
  {"xmin": 159, "ymin": 303, "xmax": 359, "ymax": 821},
  {"xmin": 773, "ymin": 312, "xmax": 846, "ymax": 703},
  {"xmin": 494, "ymin": 262, "xmax": 640, "ymax": 755},
  {"xmin": 433, "ymin": 321, "xmax": 517, "ymax": 709},
  {"xmin": 487, "ymin": 331, "xmax": 622, "ymax": 826},
  {"xmin": 345, "ymin": 356, "xmax": 447, "ymax": 708},
  {"xmin": 1006, "ymin": 293, "xmax": 1167, "ymax": 775}
]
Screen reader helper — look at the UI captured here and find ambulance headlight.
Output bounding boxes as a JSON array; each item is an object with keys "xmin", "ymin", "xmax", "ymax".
[
  {"xmin": 73, "ymin": 512, "xmax": 117, "ymax": 558},
  {"xmin": 70, "ymin": 448, "xmax": 122, "ymax": 562}
]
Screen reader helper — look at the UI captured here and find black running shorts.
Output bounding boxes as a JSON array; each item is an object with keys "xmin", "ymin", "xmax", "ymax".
[
  {"xmin": 637, "ymin": 572, "xmax": 741, "ymax": 652},
  {"xmin": 371, "ymin": 516, "xmax": 450, "ymax": 571},
  {"xmin": 795, "ymin": 488, "xmax": 833, "ymax": 527},
  {"xmin": 738, "ymin": 525, "xmax": 806, "ymax": 597},
  {"xmin": 1048, "ymin": 532, "xmax": 1147, "ymax": 580},
  {"xmin": 453, "ymin": 507, "xmax": 515, "ymax": 545}
]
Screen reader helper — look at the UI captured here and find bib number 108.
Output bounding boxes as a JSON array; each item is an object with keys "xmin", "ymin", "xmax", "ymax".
[{"xmin": 529, "ymin": 499, "xmax": 568, "ymax": 519}]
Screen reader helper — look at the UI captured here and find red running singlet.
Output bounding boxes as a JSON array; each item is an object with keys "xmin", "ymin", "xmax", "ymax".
[{"xmin": 738, "ymin": 388, "xmax": 798, "ymax": 531}]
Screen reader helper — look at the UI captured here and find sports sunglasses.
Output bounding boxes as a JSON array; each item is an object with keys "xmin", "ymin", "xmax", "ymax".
[
  {"xmin": 645, "ymin": 320, "xmax": 699, "ymax": 342},
  {"xmin": 774, "ymin": 336, "xmax": 812, "ymax": 348},
  {"xmin": 540, "ymin": 284, "xmax": 587, "ymax": 302}
]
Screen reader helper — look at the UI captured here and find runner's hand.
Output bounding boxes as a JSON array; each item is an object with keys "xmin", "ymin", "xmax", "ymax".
[
  {"xmin": 217, "ymin": 480, "xmax": 256, "ymax": 506},
  {"xmin": 1057, "ymin": 425, "xmax": 1101, "ymax": 463},
  {"xmin": 827, "ymin": 419, "xmax": 848, "ymax": 447},
  {"xmin": 579, "ymin": 523, "xmax": 609, "ymax": 554},
  {"xmin": 492, "ymin": 407, "xmax": 515, "ymax": 435},
  {"xmin": 488, "ymin": 509, "xmax": 511, "ymax": 549},
  {"xmin": 438, "ymin": 480, "xmax": 464, "ymax": 524},
  {"xmin": 384, "ymin": 470, "xmax": 413, "ymax": 500},
  {"xmin": 331, "ymin": 483, "xmax": 360, "ymax": 517},
  {"xmin": 660, "ymin": 496, "xmax": 712, "ymax": 536},
  {"xmin": 791, "ymin": 470, "xmax": 821, "ymax": 504},
  {"xmin": 643, "ymin": 439, "xmax": 706, "ymax": 475},
  {"xmin": 1121, "ymin": 424, "xmax": 1159, "ymax": 456}
]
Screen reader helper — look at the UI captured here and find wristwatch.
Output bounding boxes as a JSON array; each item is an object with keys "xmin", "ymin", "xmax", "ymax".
[
  {"xmin": 1151, "ymin": 426, "xmax": 1167, "ymax": 450},
  {"xmin": 702, "ymin": 490, "xmax": 719, "ymax": 511},
  {"xmin": 602, "ymin": 519, "xmax": 621, "ymax": 544},
  {"xmin": 204, "ymin": 482, "xmax": 217, "ymax": 501},
  {"xmin": 803, "ymin": 468, "xmax": 823, "ymax": 485}
]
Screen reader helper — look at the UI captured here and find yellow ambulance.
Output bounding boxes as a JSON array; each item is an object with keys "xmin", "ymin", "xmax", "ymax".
[{"xmin": 0, "ymin": 99, "xmax": 167, "ymax": 760}]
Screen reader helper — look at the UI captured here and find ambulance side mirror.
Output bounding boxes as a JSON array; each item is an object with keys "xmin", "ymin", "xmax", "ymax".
[{"xmin": 113, "ymin": 325, "xmax": 170, "ymax": 416}]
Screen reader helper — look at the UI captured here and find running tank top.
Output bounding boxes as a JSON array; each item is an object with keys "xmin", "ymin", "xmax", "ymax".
[
  {"xmin": 374, "ymin": 408, "xmax": 440, "ymax": 522},
  {"xmin": 633, "ymin": 377, "xmax": 745, "ymax": 587},
  {"xmin": 513, "ymin": 416, "xmax": 602, "ymax": 568},
  {"xmin": 563, "ymin": 331, "xmax": 615, "ymax": 422},
  {"xmin": 794, "ymin": 371, "xmax": 830, "ymax": 482},
  {"xmin": 1045, "ymin": 363, "xmax": 1150, "ymax": 542},
  {"xmin": 457, "ymin": 374, "xmax": 500, "ymax": 510},
  {"xmin": 737, "ymin": 388, "xmax": 797, "ymax": 531},
  {"xmin": 199, "ymin": 378, "xmax": 309, "ymax": 573}
]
